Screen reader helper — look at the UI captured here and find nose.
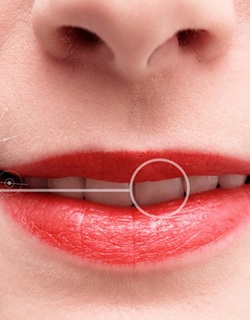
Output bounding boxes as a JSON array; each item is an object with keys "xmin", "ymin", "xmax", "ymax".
[{"xmin": 31, "ymin": 0, "xmax": 235, "ymax": 76}]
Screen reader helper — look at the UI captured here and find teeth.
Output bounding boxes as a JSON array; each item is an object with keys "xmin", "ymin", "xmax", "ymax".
[
  {"xmin": 85, "ymin": 178, "xmax": 132, "ymax": 207},
  {"xmin": 133, "ymin": 178, "xmax": 184, "ymax": 206},
  {"xmin": 218, "ymin": 174, "xmax": 247, "ymax": 189},
  {"xmin": 186, "ymin": 175, "xmax": 219, "ymax": 194},
  {"xmin": 25, "ymin": 177, "xmax": 48, "ymax": 189},
  {"xmin": 48, "ymin": 177, "xmax": 85, "ymax": 199},
  {"xmin": 23, "ymin": 172, "xmax": 249, "ymax": 207}
]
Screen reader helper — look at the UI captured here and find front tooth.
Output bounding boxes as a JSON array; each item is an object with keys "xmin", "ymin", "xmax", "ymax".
[
  {"xmin": 186, "ymin": 176, "xmax": 218, "ymax": 194},
  {"xmin": 48, "ymin": 177, "xmax": 85, "ymax": 199},
  {"xmin": 85, "ymin": 178, "xmax": 132, "ymax": 206},
  {"xmin": 133, "ymin": 178, "xmax": 184, "ymax": 206},
  {"xmin": 219, "ymin": 174, "xmax": 247, "ymax": 189}
]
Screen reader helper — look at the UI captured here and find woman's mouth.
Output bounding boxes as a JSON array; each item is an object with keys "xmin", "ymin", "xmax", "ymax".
[{"xmin": 1, "ymin": 150, "xmax": 250, "ymax": 270}]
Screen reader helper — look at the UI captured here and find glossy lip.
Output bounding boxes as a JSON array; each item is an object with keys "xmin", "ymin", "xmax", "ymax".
[
  {"xmin": 5, "ymin": 151, "xmax": 250, "ymax": 181},
  {"xmin": 1, "ymin": 150, "xmax": 250, "ymax": 269}
]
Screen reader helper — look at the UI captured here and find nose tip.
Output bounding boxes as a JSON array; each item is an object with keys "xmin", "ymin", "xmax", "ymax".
[{"xmin": 31, "ymin": 0, "xmax": 236, "ymax": 76}]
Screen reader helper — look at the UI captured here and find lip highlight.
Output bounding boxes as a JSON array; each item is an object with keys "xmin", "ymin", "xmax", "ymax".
[{"xmin": 1, "ymin": 150, "xmax": 250, "ymax": 268}]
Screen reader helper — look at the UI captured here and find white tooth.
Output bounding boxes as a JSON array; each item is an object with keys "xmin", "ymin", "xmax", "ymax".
[
  {"xmin": 48, "ymin": 177, "xmax": 85, "ymax": 199},
  {"xmin": 219, "ymin": 174, "xmax": 247, "ymax": 189},
  {"xmin": 133, "ymin": 178, "xmax": 184, "ymax": 206},
  {"xmin": 25, "ymin": 177, "xmax": 48, "ymax": 189},
  {"xmin": 185, "ymin": 175, "xmax": 218, "ymax": 194},
  {"xmin": 85, "ymin": 178, "xmax": 132, "ymax": 206}
]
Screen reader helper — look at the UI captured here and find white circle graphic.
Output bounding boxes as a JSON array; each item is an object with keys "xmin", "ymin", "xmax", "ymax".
[
  {"xmin": 5, "ymin": 178, "xmax": 15, "ymax": 188},
  {"xmin": 0, "ymin": 170, "xmax": 24, "ymax": 196},
  {"xmin": 129, "ymin": 158, "xmax": 190, "ymax": 219}
]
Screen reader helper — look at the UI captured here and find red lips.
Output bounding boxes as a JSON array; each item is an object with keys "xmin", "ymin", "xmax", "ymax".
[
  {"xmin": 1, "ymin": 150, "xmax": 250, "ymax": 269},
  {"xmin": 6, "ymin": 150, "xmax": 250, "ymax": 181}
]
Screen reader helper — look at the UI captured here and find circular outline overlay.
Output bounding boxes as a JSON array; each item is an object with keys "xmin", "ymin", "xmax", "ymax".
[
  {"xmin": 4, "ymin": 178, "xmax": 15, "ymax": 188},
  {"xmin": 0, "ymin": 170, "xmax": 24, "ymax": 196},
  {"xmin": 129, "ymin": 158, "xmax": 190, "ymax": 219}
]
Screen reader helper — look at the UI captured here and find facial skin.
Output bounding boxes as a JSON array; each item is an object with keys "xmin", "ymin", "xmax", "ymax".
[{"xmin": 1, "ymin": 0, "xmax": 250, "ymax": 319}]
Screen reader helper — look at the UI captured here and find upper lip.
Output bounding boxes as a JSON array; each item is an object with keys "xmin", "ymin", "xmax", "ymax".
[{"xmin": 4, "ymin": 150, "xmax": 250, "ymax": 182}]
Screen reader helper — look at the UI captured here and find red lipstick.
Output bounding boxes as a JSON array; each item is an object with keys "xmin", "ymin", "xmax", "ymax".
[{"xmin": 1, "ymin": 151, "xmax": 250, "ymax": 269}]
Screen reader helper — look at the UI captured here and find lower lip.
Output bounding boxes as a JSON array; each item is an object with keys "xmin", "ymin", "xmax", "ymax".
[{"xmin": 1, "ymin": 184, "xmax": 250, "ymax": 269}]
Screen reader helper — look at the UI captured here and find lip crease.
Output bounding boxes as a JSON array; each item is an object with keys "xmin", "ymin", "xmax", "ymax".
[{"xmin": 0, "ymin": 150, "xmax": 250, "ymax": 269}]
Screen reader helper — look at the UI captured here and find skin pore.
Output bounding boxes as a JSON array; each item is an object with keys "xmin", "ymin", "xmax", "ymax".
[{"xmin": 1, "ymin": 0, "xmax": 250, "ymax": 319}]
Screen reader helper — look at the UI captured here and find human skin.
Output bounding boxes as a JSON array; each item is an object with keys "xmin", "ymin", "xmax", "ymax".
[{"xmin": 1, "ymin": 0, "xmax": 250, "ymax": 319}]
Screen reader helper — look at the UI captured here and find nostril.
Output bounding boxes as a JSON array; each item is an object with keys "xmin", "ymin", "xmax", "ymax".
[
  {"xmin": 177, "ymin": 29, "xmax": 200, "ymax": 47},
  {"xmin": 59, "ymin": 26, "xmax": 103, "ymax": 52},
  {"xmin": 177, "ymin": 29, "xmax": 211, "ymax": 51},
  {"xmin": 31, "ymin": 0, "xmax": 235, "ymax": 71}
]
